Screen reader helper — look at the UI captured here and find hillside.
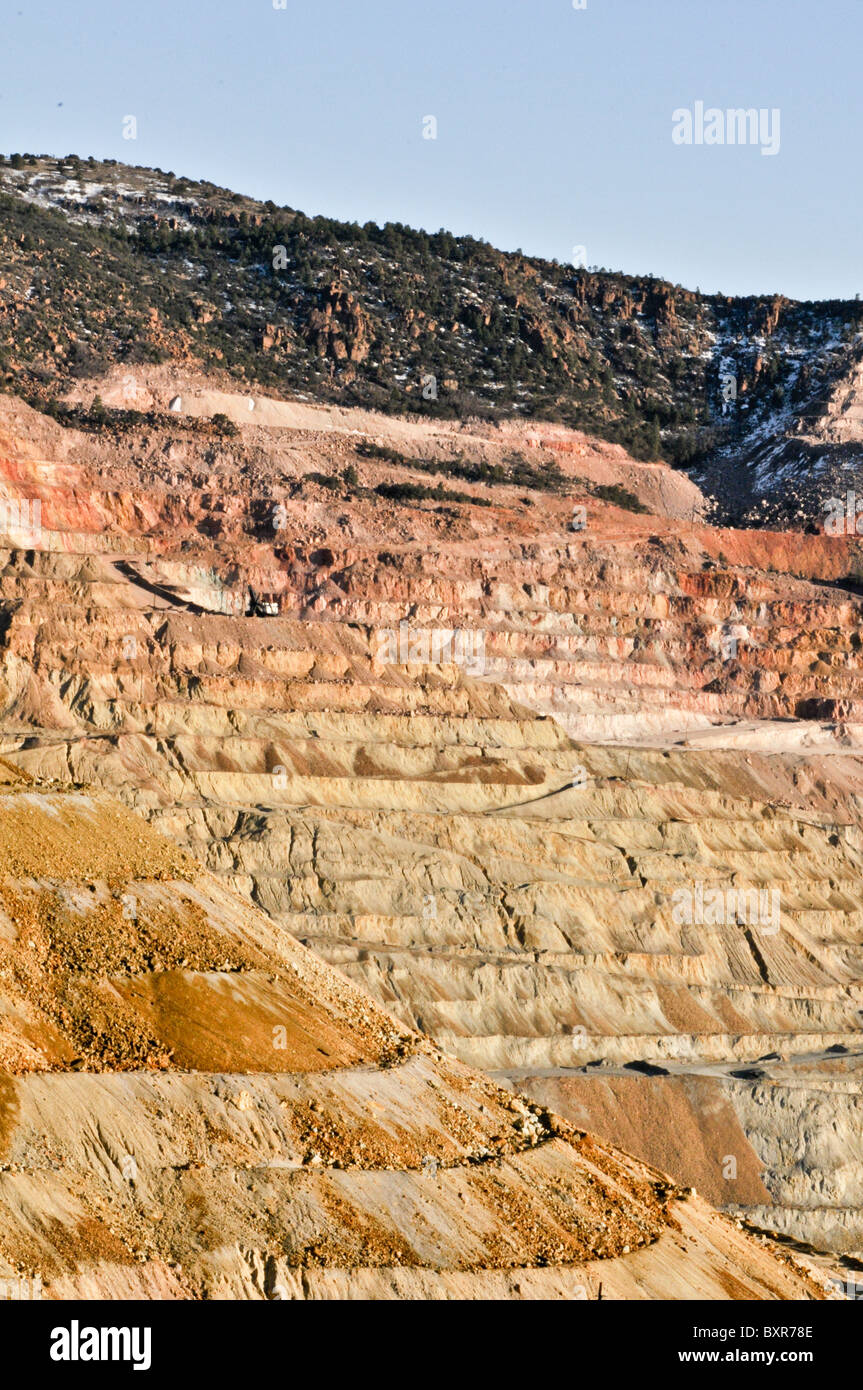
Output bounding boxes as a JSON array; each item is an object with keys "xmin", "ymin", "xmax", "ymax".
[
  {"xmin": 2, "ymin": 151, "xmax": 863, "ymax": 1301},
  {"xmin": 1, "ymin": 378, "xmax": 863, "ymax": 1281},
  {"xmin": 0, "ymin": 757, "xmax": 826, "ymax": 1301},
  {"xmin": 2, "ymin": 153, "xmax": 863, "ymax": 525}
]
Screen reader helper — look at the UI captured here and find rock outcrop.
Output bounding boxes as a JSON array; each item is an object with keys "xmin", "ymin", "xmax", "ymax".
[
  {"xmin": 0, "ymin": 383, "xmax": 862, "ymax": 1272},
  {"xmin": 0, "ymin": 758, "xmax": 822, "ymax": 1300},
  {"xmin": 5, "ymin": 151, "xmax": 863, "ymax": 522}
]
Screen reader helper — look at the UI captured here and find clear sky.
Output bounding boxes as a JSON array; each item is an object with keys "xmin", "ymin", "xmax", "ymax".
[{"xmin": 2, "ymin": 0, "xmax": 860, "ymax": 300}]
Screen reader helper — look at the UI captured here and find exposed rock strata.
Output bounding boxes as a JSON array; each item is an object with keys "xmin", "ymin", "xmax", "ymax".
[
  {"xmin": 0, "ymin": 761, "xmax": 818, "ymax": 1300},
  {"xmin": 0, "ymin": 386, "xmax": 862, "ymax": 1267}
]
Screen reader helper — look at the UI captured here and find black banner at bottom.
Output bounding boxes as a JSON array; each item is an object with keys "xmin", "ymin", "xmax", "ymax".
[{"xmin": 1, "ymin": 1296, "xmax": 854, "ymax": 1380}]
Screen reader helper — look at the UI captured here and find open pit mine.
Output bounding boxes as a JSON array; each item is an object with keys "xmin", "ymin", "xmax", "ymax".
[{"xmin": 0, "ymin": 364, "xmax": 860, "ymax": 1302}]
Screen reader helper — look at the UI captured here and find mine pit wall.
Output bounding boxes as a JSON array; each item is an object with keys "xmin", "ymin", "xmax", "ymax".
[
  {"xmin": 506, "ymin": 1070, "xmax": 863, "ymax": 1256},
  {"xmin": 4, "ymin": 396, "xmax": 863, "ymax": 1270}
]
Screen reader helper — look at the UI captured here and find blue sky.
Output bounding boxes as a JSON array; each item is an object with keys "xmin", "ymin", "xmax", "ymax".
[{"xmin": 2, "ymin": 0, "xmax": 860, "ymax": 299}]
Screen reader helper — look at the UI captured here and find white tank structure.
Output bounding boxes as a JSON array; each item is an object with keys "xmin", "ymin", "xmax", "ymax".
[{"xmin": 168, "ymin": 396, "xmax": 183, "ymax": 413}]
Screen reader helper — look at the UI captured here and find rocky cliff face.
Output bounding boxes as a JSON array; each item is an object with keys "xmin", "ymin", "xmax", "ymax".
[
  {"xmin": 2, "ymin": 153, "xmax": 863, "ymax": 522},
  {"xmin": 0, "ymin": 758, "xmax": 823, "ymax": 1301},
  {"xmin": 0, "ymin": 382, "xmax": 862, "ymax": 1277}
]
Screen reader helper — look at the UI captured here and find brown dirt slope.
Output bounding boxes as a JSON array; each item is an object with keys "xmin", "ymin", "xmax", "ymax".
[
  {"xmin": 0, "ymin": 764, "xmax": 822, "ymax": 1300},
  {"xmin": 1, "ymin": 384, "xmax": 862, "ymax": 1274}
]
